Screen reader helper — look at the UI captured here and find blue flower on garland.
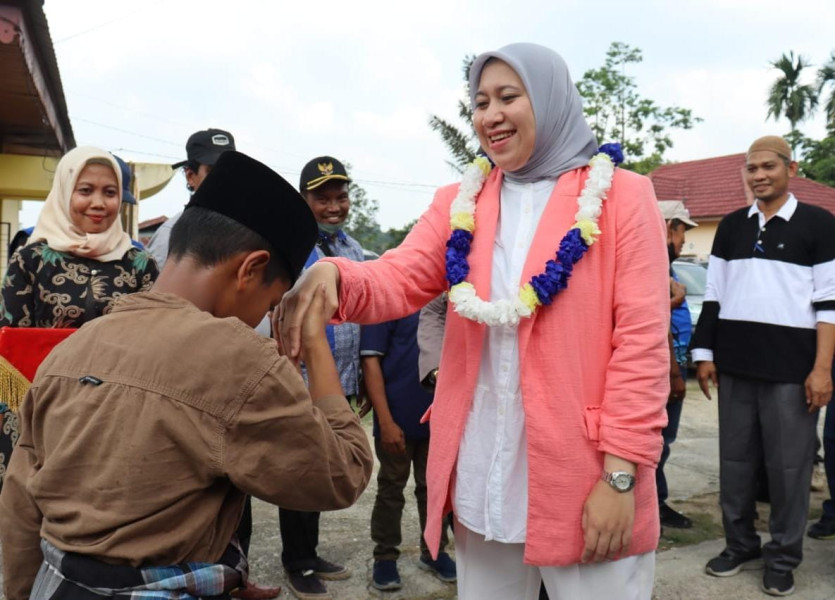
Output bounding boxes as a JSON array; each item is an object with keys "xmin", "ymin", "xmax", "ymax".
[
  {"xmin": 598, "ymin": 143, "xmax": 624, "ymax": 166},
  {"xmin": 446, "ymin": 229, "xmax": 473, "ymax": 285}
]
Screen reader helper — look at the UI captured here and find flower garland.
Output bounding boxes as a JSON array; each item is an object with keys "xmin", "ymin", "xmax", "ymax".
[{"xmin": 445, "ymin": 143, "xmax": 623, "ymax": 327}]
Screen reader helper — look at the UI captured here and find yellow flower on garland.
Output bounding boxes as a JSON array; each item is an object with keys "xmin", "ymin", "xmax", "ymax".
[
  {"xmin": 574, "ymin": 219, "xmax": 601, "ymax": 246},
  {"xmin": 474, "ymin": 156, "xmax": 492, "ymax": 177},
  {"xmin": 519, "ymin": 283, "xmax": 542, "ymax": 312},
  {"xmin": 450, "ymin": 211, "xmax": 475, "ymax": 232}
]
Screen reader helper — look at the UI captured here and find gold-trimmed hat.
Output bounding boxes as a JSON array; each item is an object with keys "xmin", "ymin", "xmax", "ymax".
[{"xmin": 299, "ymin": 156, "xmax": 351, "ymax": 192}]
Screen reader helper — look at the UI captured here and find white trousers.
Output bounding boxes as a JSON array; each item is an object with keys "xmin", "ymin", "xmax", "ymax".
[{"xmin": 455, "ymin": 520, "xmax": 655, "ymax": 600}]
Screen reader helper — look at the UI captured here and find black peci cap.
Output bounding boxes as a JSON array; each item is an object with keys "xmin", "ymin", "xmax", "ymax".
[
  {"xmin": 299, "ymin": 155, "xmax": 351, "ymax": 192},
  {"xmin": 186, "ymin": 151, "xmax": 317, "ymax": 281},
  {"xmin": 172, "ymin": 128, "xmax": 236, "ymax": 169}
]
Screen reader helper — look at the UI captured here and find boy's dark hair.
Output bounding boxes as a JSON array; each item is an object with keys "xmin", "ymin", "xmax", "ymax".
[
  {"xmin": 670, "ymin": 218, "xmax": 686, "ymax": 231},
  {"xmin": 168, "ymin": 207, "xmax": 289, "ymax": 283}
]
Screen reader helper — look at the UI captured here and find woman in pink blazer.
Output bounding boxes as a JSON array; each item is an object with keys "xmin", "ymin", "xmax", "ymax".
[{"xmin": 280, "ymin": 43, "xmax": 669, "ymax": 600}]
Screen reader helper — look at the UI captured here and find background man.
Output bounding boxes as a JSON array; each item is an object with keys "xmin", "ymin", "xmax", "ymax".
[
  {"xmin": 147, "ymin": 128, "xmax": 235, "ymax": 268},
  {"xmin": 657, "ymin": 200, "xmax": 698, "ymax": 530},
  {"xmin": 693, "ymin": 136, "xmax": 835, "ymax": 597},
  {"xmin": 361, "ymin": 310, "xmax": 455, "ymax": 591},
  {"xmin": 277, "ymin": 156, "xmax": 364, "ymax": 600}
]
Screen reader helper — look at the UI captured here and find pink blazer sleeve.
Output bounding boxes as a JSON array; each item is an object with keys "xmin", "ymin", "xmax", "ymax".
[
  {"xmin": 323, "ymin": 184, "xmax": 457, "ymax": 325},
  {"xmin": 597, "ymin": 173, "xmax": 670, "ymax": 467}
]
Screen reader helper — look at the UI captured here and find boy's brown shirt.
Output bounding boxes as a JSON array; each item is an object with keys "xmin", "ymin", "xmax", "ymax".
[{"xmin": 0, "ymin": 292, "xmax": 373, "ymax": 600}]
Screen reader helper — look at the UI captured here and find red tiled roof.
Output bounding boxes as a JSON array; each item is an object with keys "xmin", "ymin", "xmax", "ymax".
[{"xmin": 649, "ymin": 153, "xmax": 835, "ymax": 219}]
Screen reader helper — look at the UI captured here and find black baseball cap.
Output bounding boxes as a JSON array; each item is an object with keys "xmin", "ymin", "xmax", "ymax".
[
  {"xmin": 113, "ymin": 155, "xmax": 136, "ymax": 205},
  {"xmin": 299, "ymin": 156, "xmax": 351, "ymax": 192},
  {"xmin": 172, "ymin": 128, "xmax": 236, "ymax": 169},
  {"xmin": 186, "ymin": 151, "xmax": 317, "ymax": 282}
]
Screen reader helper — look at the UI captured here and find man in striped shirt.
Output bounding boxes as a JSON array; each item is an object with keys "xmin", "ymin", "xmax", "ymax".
[{"xmin": 693, "ymin": 136, "xmax": 835, "ymax": 597}]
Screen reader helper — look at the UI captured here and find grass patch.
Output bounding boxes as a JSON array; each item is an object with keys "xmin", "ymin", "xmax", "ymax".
[{"xmin": 658, "ymin": 510, "xmax": 724, "ymax": 551}]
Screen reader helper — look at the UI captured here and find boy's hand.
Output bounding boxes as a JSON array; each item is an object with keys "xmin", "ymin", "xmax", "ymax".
[
  {"xmin": 300, "ymin": 284, "xmax": 330, "ymax": 359},
  {"xmin": 278, "ymin": 263, "xmax": 340, "ymax": 359}
]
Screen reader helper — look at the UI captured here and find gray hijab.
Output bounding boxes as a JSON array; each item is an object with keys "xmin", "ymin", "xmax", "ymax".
[{"xmin": 469, "ymin": 43, "xmax": 598, "ymax": 183}]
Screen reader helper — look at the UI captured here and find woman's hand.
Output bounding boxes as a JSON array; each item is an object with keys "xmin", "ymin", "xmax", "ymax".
[
  {"xmin": 276, "ymin": 262, "xmax": 340, "ymax": 362},
  {"xmin": 581, "ymin": 480, "xmax": 635, "ymax": 563}
]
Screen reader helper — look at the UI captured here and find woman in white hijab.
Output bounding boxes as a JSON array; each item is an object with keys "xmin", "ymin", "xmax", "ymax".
[
  {"xmin": 278, "ymin": 44, "xmax": 669, "ymax": 599},
  {"xmin": 1, "ymin": 146, "xmax": 158, "ymax": 328}
]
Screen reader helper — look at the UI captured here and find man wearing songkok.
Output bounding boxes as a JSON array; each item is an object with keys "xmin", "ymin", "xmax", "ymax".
[
  {"xmin": 0, "ymin": 151, "xmax": 373, "ymax": 600},
  {"xmin": 147, "ymin": 127, "xmax": 236, "ymax": 268},
  {"xmin": 693, "ymin": 136, "xmax": 835, "ymax": 596},
  {"xmin": 144, "ymin": 128, "xmax": 272, "ymax": 598}
]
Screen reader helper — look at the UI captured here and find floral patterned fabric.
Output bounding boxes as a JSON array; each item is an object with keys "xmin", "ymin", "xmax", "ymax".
[
  {"xmin": 0, "ymin": 242, "xmax": 158, "ymax": 329},
  {"xmin": 0, "ymin": 406, "xmax": 19, "ymax": 492}
]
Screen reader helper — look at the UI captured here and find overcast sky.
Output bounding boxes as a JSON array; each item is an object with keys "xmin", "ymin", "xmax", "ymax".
[{"xmin": 19, "ymin": 0, "xmax": 835, "ymax": 230}]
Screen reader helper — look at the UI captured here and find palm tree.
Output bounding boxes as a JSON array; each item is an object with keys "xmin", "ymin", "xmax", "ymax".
[
  {"xmin": 428, "ymin": 55, "xmax": 480, "ymax": 173},
  {"xmin": 766, "ymin": 51, "xmax": 818, "ymax": 151},
  {"xmin": 817, "ymin": 51, "xmax": 835, "ymax": 134}
]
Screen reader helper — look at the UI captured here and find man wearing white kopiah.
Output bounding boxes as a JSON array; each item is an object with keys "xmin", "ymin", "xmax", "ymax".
[
  {"xmin": 694, "ymin": 135, "xmax": 835, "ymax": 597},
  {"xmin": 277, "ymin": 43, "xmax": 669, "ymax": 599}
]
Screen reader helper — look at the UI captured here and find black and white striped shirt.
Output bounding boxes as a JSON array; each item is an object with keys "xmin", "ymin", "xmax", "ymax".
[{"xmin": 691, "ymin": 194, "xmax": 835, "ymax": 383}]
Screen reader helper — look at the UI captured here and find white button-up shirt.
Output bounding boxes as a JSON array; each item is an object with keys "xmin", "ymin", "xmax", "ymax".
[{"xmin": 454, "ymin": 176, "xmax": 556, "ymax": 543}]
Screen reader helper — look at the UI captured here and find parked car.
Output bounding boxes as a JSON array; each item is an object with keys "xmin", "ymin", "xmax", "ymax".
[{"xmin": 671, "ymin": 259, "xmax": 707, "ymax": 329}]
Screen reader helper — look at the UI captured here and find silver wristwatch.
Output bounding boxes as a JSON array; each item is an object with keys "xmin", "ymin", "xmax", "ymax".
[{"xmin": 602, "ymin": 470, "xmax": 636, "ymax": 492}]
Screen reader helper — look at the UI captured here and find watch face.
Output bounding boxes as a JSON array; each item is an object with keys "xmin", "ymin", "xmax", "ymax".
[{"xmin": 613, "ymin": 473, "xmax": 633, "ymax": 491}]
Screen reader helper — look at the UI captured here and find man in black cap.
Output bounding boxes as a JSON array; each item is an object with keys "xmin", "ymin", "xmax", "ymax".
[
  {"xmin": 147, "ymin": 128, "xmax": 236, "ymax": 268},
  {"xmin": 277, "ymin": 156, "xmax": 365, "ymax": 600},
  {"xmin": 0, "ymin": 151, "xmax": 373, "ymax": 600}
]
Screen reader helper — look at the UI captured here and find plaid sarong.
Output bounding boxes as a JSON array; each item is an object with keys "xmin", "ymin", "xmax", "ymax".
[{"xmin": 31, "ymin": 538, "xmax": 247, "ymax": 599}]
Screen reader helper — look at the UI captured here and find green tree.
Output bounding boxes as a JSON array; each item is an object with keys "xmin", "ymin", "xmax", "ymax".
[
  {"xmin": 428, "ymin": 55, "xmax": 479, "ymax": 173},
  {"xmin": 342, "ymin": 164, "xmax": 384, "ymax": 254},
  {"xmin": 385, "ymin": 219, "xmax": 417, "ymax": 249},
  {"xmin": 766, "ymin": 51, "xmax": 818, "ymax": 151},
  {"xmin": 576, "ymin": 42, "xmax": 701, "ymax": 173},
  {"xmin": 817, "ymin": 51, "xmax": 835, "ymax": 134},
  {"xmin": 800, "ymin": 136, "xmax": 835, "ymax": 187}
]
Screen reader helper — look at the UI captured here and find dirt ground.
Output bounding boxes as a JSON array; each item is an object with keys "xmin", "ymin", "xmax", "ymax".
[{"xmin": 1, "ymin": 381, "xmax": 831, "ymax": 599}]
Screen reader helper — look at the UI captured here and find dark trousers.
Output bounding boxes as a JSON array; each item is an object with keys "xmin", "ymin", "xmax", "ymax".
[
  {"xmin": 278, "ymin": 507, "xmax": 320, "ymax": 573},
  {"xmin": 371, "ymin": 437, "xmax": 450, "ymax": 560},
  {"xmin": 718, "ymin": 374, "xmax": 817, "ymax": 571},
  {"xmin": 822, "ymin": 392, "xmax": 835, "ymax": 520},
  {"xmin": 656, "ymin": 393, "xmax": 684, "ymax": 504},
  {"xmin": 237, "ymin": 496, "xmax": 252, "ymax": 556}
]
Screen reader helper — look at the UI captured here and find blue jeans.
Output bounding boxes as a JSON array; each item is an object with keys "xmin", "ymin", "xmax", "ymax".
[{"xmin": 656, "ymin": 396, "xmax": 684, "ymax": 504}]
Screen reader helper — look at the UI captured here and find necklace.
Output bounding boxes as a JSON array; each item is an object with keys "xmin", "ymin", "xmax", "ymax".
[{"xmin": 445, "ymin": 144, "xmax": 622, "ymax": 326}]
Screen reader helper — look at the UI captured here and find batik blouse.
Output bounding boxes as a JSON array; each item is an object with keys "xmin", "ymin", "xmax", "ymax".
[{"xmin": 0, "ymin": 242, "xmax": 158, "ymax": 328}]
